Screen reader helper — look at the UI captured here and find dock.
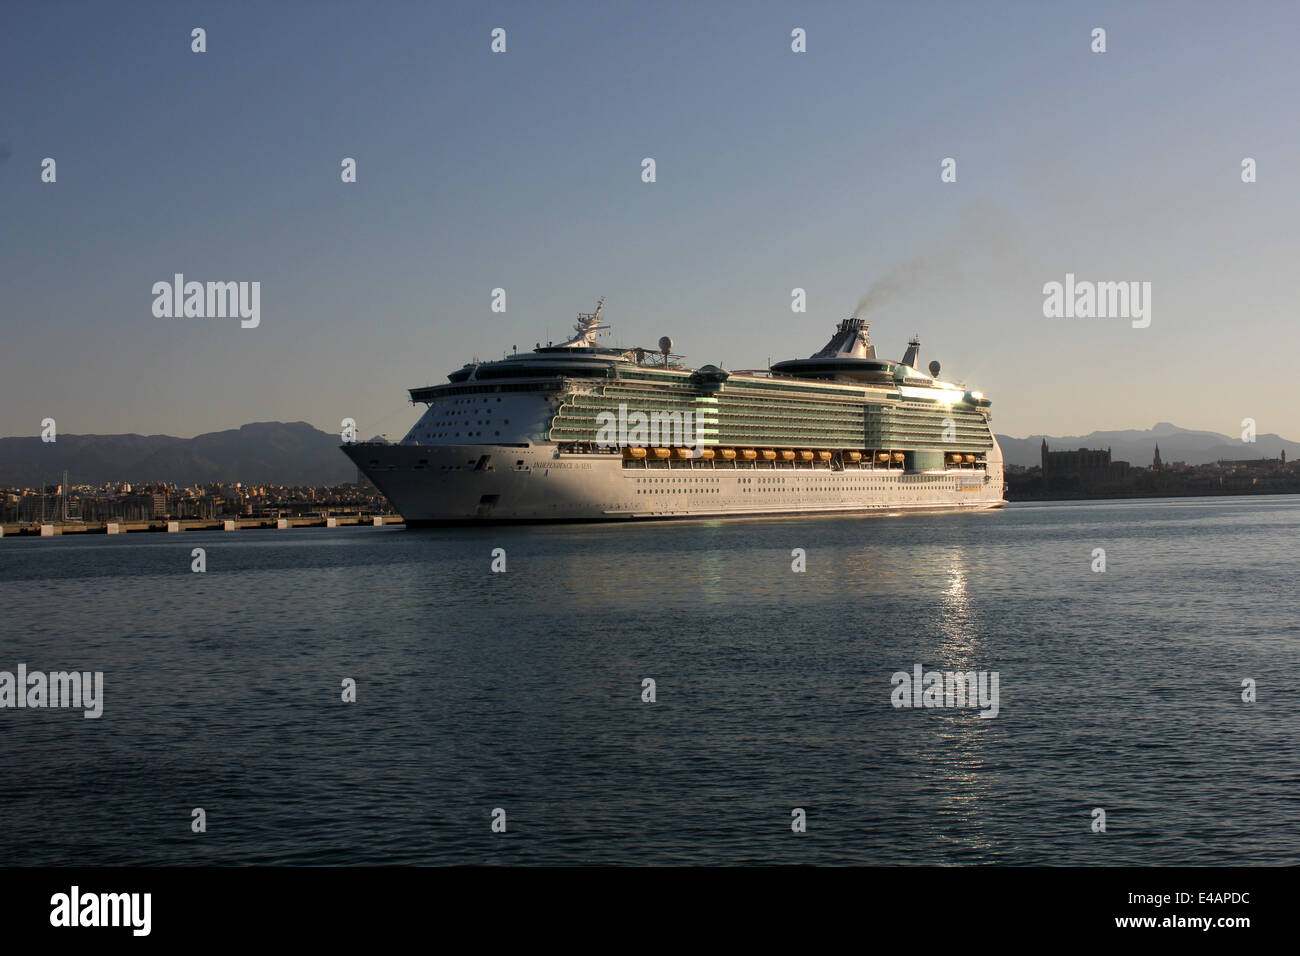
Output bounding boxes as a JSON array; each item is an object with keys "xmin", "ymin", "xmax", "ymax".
[{"xmin": 0, "ymin": 515, "xmax": 405, "ymax": 537}]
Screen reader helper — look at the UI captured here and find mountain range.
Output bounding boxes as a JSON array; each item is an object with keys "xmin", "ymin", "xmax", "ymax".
[
  {"xmin": 0, "ymin": 421, "xmax": 1293, "ymax": 487},
  {"xmin": 0, "ymin": 422, "xmax": 357, "ymax": 488}
]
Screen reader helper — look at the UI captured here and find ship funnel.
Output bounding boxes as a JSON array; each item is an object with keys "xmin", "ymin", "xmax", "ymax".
[{"xmin": 812, "ymin": 317, "xmax": 876, "ymax": 360}]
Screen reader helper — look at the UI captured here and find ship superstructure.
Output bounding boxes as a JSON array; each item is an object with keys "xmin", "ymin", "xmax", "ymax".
[{"xmin": 343, "ymin": 303, "xmax": 1005, "ymax": 522}]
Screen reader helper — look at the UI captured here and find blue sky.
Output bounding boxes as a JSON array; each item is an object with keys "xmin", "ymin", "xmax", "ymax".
[{"xmin": 3, "ymin": 0, "xmax": 1298, "ymax": 441}]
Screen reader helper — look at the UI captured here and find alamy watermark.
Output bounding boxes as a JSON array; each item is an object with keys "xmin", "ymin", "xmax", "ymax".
[
  {"xmin": 890, "ymin": 664, "xmax": 999, "ymax": 718},
  {"xmin": 50, "ymin": 886, "xmax": 150, "ymax": 936},
  {"xmin": 152, "ymin": 274, "xmax": 260, "ymax": 328},
  {"xmin": 595, "ymin": 403, "xmax": 704, "ymax": 448},
  {"xmin": 1042, "ymin": 273, "xmax": 1150, "ymax": 328},
  {"xmin": 1, "ymin": 664, "xmax": 103, "ymax": 718}
]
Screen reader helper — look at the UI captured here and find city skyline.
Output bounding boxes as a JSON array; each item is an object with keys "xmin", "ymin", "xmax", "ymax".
[{"xmin": 5, "ymin": 1, "xmax": 1299, "ymax": 442}]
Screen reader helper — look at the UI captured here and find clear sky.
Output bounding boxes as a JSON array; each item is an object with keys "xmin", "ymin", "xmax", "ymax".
[{"xmin": 3, "ymin": 0, "xmax": 1297, "ymax": 441}]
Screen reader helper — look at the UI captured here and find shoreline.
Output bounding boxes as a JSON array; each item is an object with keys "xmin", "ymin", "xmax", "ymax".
[{"xmin": 1007, "ymin": 488, "xmax": 1300, "ymax": 503}]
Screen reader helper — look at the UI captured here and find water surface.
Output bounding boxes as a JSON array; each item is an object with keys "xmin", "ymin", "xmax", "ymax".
[{"xmin": 2, "ymin": 497, "xmax": 1297, "ymax": 864}]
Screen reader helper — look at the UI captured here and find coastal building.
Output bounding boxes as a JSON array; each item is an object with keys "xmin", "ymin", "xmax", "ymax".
[
  {"xmin": 1040, "ymin": 441, "xmax": 1131, "ymax": 490},
  {"xmin": 1216, "ymin": 451, "xmax": 1286, "ymax": 472}
]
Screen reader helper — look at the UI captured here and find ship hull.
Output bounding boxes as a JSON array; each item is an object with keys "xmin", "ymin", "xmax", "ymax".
[{"xmin": 344, "ymin": 440, "xmax": 1006, "ymax": 524}]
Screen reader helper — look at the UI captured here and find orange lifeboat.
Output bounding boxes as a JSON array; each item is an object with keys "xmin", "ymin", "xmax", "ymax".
[
  {"xmin": 697, "ymin": 448, "xmax": 716, "ymax": 460},
  {"xmin": 816, "ymin": 451, "xmax": 832, "ymax": 462},
  {"xmin": 740, "ymin": 449, "xmax": 757, "ymax": 460},
  {"xmin": 760, "ymin": 449, "xmax": 777, "ymax": 461},
  {"xmin": 649, "ymin": 447, "xmax": 672, "ymax": 460},
  {"xmin": 798, "ymin": 450, "xmax": 815, "ymax": 461},
  {"xmin": 876, "ymin": 452, "xmax": 891, "ymax": 464},
  {"xmin": 780, "ymin": 450, "xmax": 797, "ymax": 461},
  {"xmin": 963, "ymin": 454, "xmax": 977, "ymax": 464},
  {"xmin": 844, "ymin": 451, "xmax": 863, "ymax": 462},
  {"xmin": 673, "ymin": 447, "xmax": 694, "ymax": 460},
  {"xmin": 891, "ymin": 452, "xmax": 905, "ymax": 463},
  {"xmin": 719, "ymin": 448, "xmax": 737, "ymax": 460},
  {"xmin": 623, "ymin": 447, "xmax": 647, "ymax": 460}
]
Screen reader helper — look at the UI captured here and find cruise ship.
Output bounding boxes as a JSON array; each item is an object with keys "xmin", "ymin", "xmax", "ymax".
[{"xmin": 343, "ymin": 300, "xmax": 1005, "ymax": 522}]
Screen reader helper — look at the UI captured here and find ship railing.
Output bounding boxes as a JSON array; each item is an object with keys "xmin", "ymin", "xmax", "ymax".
[{"xmin": 618, "ymin": 452, "xmax": 979, "ymax": 471}]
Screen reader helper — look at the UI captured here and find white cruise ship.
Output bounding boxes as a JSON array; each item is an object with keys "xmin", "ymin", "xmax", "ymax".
[{"xmin": 343, "ymin": 301, "xmax": 1005, "ymax": 522}]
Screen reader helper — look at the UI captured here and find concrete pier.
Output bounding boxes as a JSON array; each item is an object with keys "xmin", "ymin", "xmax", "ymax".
[{"xmin": 1, "ymin": 515, "xmax": 403, "ymax": 537}]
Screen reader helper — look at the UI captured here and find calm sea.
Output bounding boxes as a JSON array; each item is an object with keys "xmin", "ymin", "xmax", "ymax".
[{"xmin": 2, "ymin": 497, "xmax": 1297, "ymax": 865}]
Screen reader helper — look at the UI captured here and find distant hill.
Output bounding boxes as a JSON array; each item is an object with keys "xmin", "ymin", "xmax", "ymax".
[
  {"xmin": 2, "ymin": 419, "xmax": 1293, "ymax": 486},
  {"xmin": 997, "ymin": 422, "xmax": 1298, "ymax": 468},
  {"xmin": 0, "ymin": 422, "xmax": 357, "ymax": 487}
]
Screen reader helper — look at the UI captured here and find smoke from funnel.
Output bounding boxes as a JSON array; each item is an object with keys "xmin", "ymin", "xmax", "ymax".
[
  {"xmin": 853, "ymin": 255, "xmax": 960, "ymax": 318},
  {"xmin": 855, "ymin": 259, "xmax": 930, "ymax": 317},
  {"xmin": 851, "ymin": 201, "xmax": 1028, "ymax": 318}
]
